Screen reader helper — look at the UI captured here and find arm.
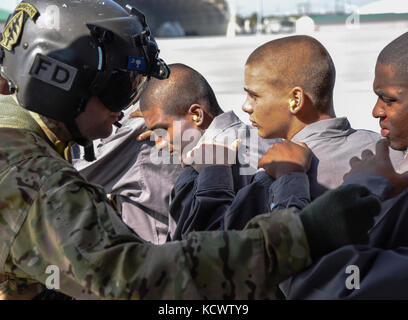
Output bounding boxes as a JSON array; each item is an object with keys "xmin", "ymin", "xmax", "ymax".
[
  {"xmin": 183, "ymin": 165, "xmax": 236, "ymax": 234},
  {"xmin": 6, "ymin": 165, "xmax": 313, "ymax": 300},
  {"xmin": 280, "ymin": 140, "xmax": 408, "ymax": 299},
  {"xmin": 224, "ymin": 170, "xmax": 275, "ymax": 230},
  {"xmin": 4, "ymin": 162, "xmax": 380, "ymax": 300},
  {"xmin": 168, "ymin": 166, "xmax": 199, "ymax": 241},
  {"xmin": 258, "ymin": 140, "xmax": 313, "ymax": 211},
  {"xmin": 170, "ymin": 141, "xmax": 239, "ymax": 238},
  {"xmin": 169, "ymin": 165, "xmax": 236, "ymax": 239},
  {"xmin": 269, "ymin": 172, "xmax": 311, "ymax": 211}
]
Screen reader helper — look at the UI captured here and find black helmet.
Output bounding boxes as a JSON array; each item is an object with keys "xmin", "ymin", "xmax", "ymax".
[{"xmin": 0, "ymin": 0, "xmax": 169, "ymax": 149}]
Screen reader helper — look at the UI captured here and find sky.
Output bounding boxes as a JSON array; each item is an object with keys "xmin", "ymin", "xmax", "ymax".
[{"xmin": 1, "ymin": 0, "xmax": 378, "ymax": 15}]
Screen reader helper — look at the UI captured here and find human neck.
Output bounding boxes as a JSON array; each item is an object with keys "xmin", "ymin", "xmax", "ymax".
[{"xmin": 287, "ymin": 109, "xmax": 335, "ymax": 140}]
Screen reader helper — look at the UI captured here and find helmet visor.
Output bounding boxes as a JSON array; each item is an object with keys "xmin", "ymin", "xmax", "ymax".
[{"xmin": 98, "ymin": 71, "xmax": 148, "ymax": 112}]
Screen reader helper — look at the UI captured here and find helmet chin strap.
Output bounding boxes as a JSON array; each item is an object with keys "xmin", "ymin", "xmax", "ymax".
[
  {"xmin": 114, "ymin": 112, "xmax": 124, "ymax": 128},
  {"xmin": 70, "ymin": 110, "xmax": 124, "ymax": 162},
  {"xmin": 65, "ymin": 98, "xmax": 96, "ymax": 162},
  {"xmin": 65, "ymin": 118, "xmax": 96, "ymax": 162}
]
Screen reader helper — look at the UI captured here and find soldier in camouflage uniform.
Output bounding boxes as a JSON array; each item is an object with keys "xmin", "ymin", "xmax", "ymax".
[{"xmin": 0, "ymin": 0, "xmax": 380, "ymax": 300}]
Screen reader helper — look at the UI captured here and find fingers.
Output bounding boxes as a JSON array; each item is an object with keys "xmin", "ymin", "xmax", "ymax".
[
  {"xmin": 293, "ymin": 142, "xmax": 308, "ymax": 149},
  {"xmin": 137, "ymin": 130, "xmax": 153, "ymax": 141},
  {"xmin": 375, "ymin": 139, "xmax": 391, "ymax": 161},
  {"xmin": 349, "ymin": 156, "xmax": 361, "ymax": 167},
  {"xmin": 258, "ymin": 154, "xmax": 268, "ymax": 169},
  {"xmin": 129, "ymin": 108, "xmax": 143, "ymax": 119},
  {"xmin": 361, "ymin": 149, "xmax": 374, "ymax": 161},
  {"xmin": 156, "ymin": 139, "xmax": 169, "ymax": 151},
  {"xmin": 348, "ymin": 140, "xmax": 390, "ymax": 167}
]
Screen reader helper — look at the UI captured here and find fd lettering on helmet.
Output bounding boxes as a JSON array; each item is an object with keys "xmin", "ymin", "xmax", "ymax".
[{"xmin": 29, "ymin": 54, "xmax": 78, "ymax": 91}]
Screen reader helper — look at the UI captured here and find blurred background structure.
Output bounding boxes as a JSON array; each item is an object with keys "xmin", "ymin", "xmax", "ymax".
[
  {"xmin": 114, "ymin": 0, "xmax": 230, "ymax": 37},
  {"xmin": 1, "ymin": 0, "xmax": 408, "ymax": 131}
]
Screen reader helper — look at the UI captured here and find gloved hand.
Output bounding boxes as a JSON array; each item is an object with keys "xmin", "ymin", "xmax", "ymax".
[{"xmin": 299, "ymin": 184, "xmax": 381, "ymax": 260}]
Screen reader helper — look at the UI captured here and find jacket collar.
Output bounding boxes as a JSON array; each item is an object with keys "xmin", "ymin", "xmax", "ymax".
[
  {"xmin": 201, "ymin": 111, "xmax": 241, "ymax": 141},
  {"xmin": 292, "ymin": 117, "xmax": 354, "ymax": 143}
]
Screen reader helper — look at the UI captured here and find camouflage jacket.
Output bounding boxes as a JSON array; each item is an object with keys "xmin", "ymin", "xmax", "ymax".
[{"xmin": 0, "ymin": 95, "xmax": 312, "ymax": 300}]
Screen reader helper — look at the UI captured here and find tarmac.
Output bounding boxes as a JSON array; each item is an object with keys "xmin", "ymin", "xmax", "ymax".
[{"xmin": 156, "ymin": 20, "xmax": 408, "ymax": 133}]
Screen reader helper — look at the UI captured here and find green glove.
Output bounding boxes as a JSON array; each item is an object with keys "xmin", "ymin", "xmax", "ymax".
[{"xmin": 299, "ymin": 184, "xmax": 381, "ymax": 261}]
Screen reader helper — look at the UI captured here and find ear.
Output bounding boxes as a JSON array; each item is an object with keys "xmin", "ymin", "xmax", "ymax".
[
  {"xmin": 188, "ymin": 104, "xmax": 206, "ymax": 127},
  {"xmin": 288, "ymin": 87, "xmax": 305, "ymax": 115}
]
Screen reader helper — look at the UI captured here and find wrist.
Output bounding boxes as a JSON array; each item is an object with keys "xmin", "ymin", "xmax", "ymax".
[
  {"xmin": 274, "ymin": 163, "xmax": 306, "ymax": 179},
  {"xmin": 192, "ymin": 163, "xmax": 230, "ymax": 173}
]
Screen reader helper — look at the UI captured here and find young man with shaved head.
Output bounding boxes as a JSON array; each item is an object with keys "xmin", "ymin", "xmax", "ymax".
[
  {"xmin": 72, "ymin": 105, "xmax": 182, "ymax": 245},
  {"xmin": 243, "ymin": 35, "xmax": 336, "ymax": 140},
  {"xmin": 278, "ymin": 32, "xmax": 408, "ymax": 299},
  {"xmin": 139, "ymin": 63, "xmax": 275, "ymax": 241},
  {"xmin": 225, "ymin": 35, "xmax": 404, "ymax": 229}
]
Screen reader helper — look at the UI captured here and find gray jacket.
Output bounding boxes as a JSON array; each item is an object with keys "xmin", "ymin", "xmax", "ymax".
[
  {"xmin": 73, "ymin": 107, "xmax": 182, "ymax": 244},
  {"xmin": 273, "ymin": 118, "xmax": 407, "ymax": 299}
]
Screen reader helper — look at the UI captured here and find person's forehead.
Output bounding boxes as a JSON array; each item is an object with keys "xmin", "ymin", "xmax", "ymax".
[
  {"xmin": 245, "ymin": 62, "xmax": 287, "ymax": 94},
  {"xmin": 245, "ymin": 63, "xmax": 274, "ymax": 86},
  {"xmin": 143, "ymin": 106, "xmax": 167, "ymax": 125},
  {"xmin": 374, "ymin": 63, "xmax": 408, "ymax": 91}
]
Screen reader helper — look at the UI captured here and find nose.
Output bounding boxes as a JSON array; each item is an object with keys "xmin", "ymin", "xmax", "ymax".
[
  {"xmin": 372, "ymin": 98, "xmax": 385, "ymax": 119},
  {"xmin": 242, "ymin": 100, "xmax": 254, "ymax": 114}
]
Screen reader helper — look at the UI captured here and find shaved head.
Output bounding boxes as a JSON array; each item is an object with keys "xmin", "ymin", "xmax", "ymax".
[
  {"xmin": 246, "ymin": 35, "xmax": 336, "ymax": 113},
  {"xmin": 377, "ymin": 32, "xmax": 408, "ymax": 83},
  {"xmin": 140, "ymin": 63, "xmax": 222, "ymax": 117}
]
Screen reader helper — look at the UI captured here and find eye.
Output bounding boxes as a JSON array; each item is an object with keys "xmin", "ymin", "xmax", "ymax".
[
  {"xmin": 248, "ymin": 92, "xmax": 258, "ymax": 101},
  {"xmin": 380, "ymin": 95, "xmax": 395, "ymax": 105}
]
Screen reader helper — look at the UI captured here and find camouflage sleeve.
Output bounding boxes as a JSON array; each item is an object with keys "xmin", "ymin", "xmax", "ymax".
[{"xmin": 5, "ymin": 165, "xmax": 311, "ymax": 299}]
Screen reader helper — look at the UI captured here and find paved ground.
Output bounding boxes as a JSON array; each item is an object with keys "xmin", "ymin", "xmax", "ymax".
[{"xmin": 156, "ymin": 20, "xmax": 408, "ymax": 133}]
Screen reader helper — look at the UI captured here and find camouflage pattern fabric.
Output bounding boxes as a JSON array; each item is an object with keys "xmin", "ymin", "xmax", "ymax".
[{"xmin": 0, "ymin": 95, "xmax": 311, "ymax": 299}]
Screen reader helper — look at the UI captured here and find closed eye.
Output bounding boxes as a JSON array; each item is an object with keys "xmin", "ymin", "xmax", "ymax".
[
  {"xmin": 244, "ymin": 88, "xmax": 259, "ymax": 99},
  {"xmin": 380, "ymin": 96, "xmax": 396, "ymax": 104}
]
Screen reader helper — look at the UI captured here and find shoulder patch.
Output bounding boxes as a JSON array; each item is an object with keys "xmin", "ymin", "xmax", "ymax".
[{"xmin": 0, "ymin": 3, "xmax": 38, "ymax": 51}]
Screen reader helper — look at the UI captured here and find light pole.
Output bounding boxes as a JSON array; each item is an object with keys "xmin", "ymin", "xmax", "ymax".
[
  {"xmin": 227, "ymin": 0, "xmax": 237, "ymax": 38},
  {"xmin": 256, "ymin": 0, "xmax": 263, "ymax": 35}
]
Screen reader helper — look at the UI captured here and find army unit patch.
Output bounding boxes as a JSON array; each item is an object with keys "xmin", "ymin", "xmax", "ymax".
[{"xmin": 0, "ymin": 3, "xmax": 38, "ymax": 51}]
